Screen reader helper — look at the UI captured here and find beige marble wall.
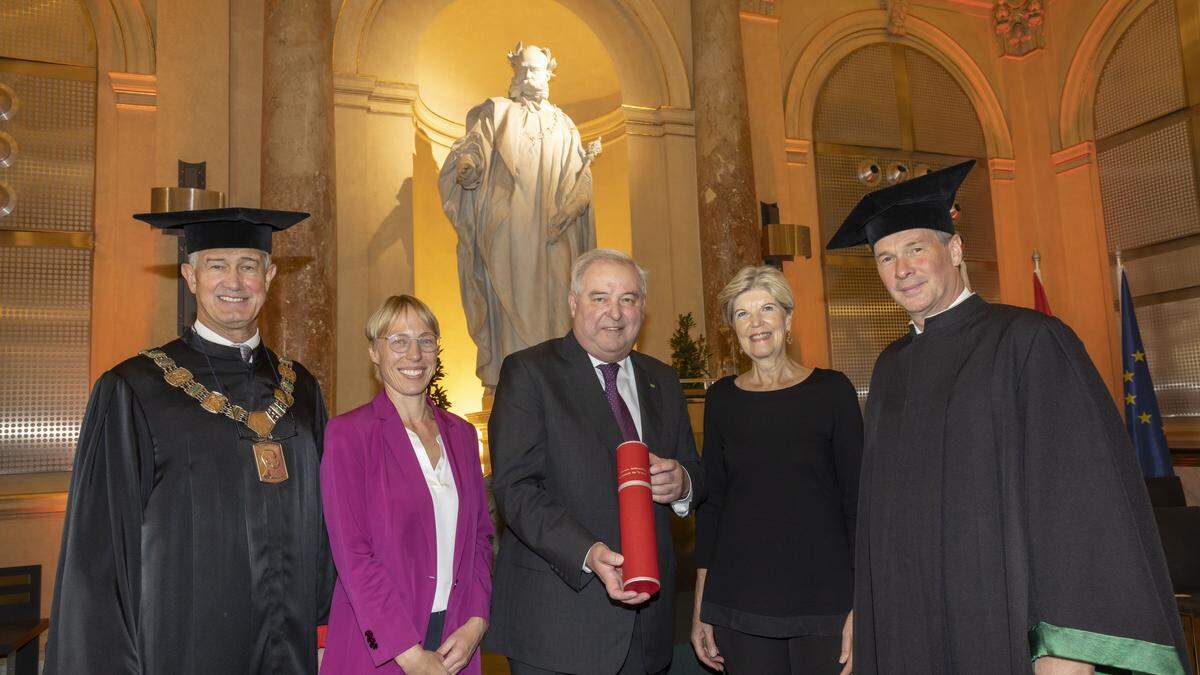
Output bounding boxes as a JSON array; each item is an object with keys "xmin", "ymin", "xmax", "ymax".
[{"xmin": 333, "ymin": 86, "xmax": 418, "ymax": 412}]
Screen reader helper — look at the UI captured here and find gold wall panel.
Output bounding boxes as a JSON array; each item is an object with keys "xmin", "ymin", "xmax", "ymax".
[
  {"xmin": 905, "ymin": 49, "xmax": 987, "ymax": 158},
  {"xmin": 1123, "ymin": 242, "xmax": 1200, "ymax": 296},
  {"xmin": 813, "ymin": 44, "xmax": 902, "ymax": 150},
  {"xmin": 814, "ymin": 153, "xmax": 995, "ymax": 261},
  {"xmin": 1136, "ymin": 298, "xmax": 1200, "ymax": 417},
  {"xmin": 0, "ymin": 0, "xmax": 97, "ymax": 68},
  {"xmin": 1094, "ymin": 0, "xmax": 1187, "ymax": 139},
  {"xmin": 823, "ymin": 260, "xmax": 910, "ymax": 405},
  {"xmin": 1097, "ymin": 119, "xmax": 1200, "ymax": 252},
  {"xmin": 814, "ymin": 44, "xmax": 997, "ymax": 404},
  {"xmin": 0, "ymin": 246, "xmax": 91, "ymax": 474},
  {"xmin": 0, "ymin": 71, "xmax": 96, "ymax": 233}
]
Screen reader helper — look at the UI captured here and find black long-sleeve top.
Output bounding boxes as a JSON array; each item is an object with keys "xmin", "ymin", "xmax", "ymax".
[{"xmin": 695, "ymin": 369, "xmax": 863, "ymax": 638}]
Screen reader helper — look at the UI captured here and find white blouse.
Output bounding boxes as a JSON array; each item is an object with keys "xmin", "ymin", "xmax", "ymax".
[{"xmin": 405, "ymin": 429, "xmax": 459, "ymax": 613}]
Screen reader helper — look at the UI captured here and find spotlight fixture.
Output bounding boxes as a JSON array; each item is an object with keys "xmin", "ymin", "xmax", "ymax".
[
  {"xmin": 0, "ymin": 182, "xmax": 15, "ymax": 219},
  {"xmin": 885, "ymin": 161, "xmax": 910, "ymax": 185},
  {"xmin": 856, "ymin": 159, "xmax": 882, "ymax": 187},
  {"xmin": 0, "ymin": 84, "xmax": 15, "ymax": 121},
  {"xmin": 912, "ymin": 164, "xmax": 932, "ymax": 177},
  {"xmin": 0, "ymin": 132, "xmax": 16, "ymax": 168}
]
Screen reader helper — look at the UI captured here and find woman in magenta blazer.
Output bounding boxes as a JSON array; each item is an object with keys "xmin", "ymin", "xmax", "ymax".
[{"xmin": 321, "ymin": 295, "xmax": 492, "ymax": 675}]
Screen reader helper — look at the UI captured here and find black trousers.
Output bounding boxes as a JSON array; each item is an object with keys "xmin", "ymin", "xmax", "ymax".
[
  {"xmin": 507, "ymin": 613, "xmax": 661, "ymax": 675},
  {"xmin": 711, "ymin": 624, "xmax": 843, "ymax": 675}
]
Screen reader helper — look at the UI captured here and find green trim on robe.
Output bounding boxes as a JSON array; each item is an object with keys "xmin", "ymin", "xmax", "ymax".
[{"xmin": 1029, "ymin": 621, "xmax": 1185, "ymax": 675}]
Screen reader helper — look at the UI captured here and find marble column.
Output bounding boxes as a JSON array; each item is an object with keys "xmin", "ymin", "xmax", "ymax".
[
  {"xmin": 260, "ymin": 0, "xmax": 337, "ymax": 409},
  {"xmin": 692, "ymin": 0, "xmax": 762, "ymax": 376}
]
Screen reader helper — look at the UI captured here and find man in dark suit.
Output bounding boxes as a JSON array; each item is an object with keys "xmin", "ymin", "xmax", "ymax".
[{"xmin": 486, "ymin": 248, "xmax": 706, "ymax": 675}]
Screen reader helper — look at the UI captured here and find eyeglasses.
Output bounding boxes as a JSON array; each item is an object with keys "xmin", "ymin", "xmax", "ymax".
[{"xmin": 383, "ymin": 333, "xmax": 438, "ymax": 354}]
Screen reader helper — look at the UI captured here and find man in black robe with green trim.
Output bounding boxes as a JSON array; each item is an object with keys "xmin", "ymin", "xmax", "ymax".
[
  {"xmin": 829, "ymin": 161, "xmax": 1188, "ymax": 674},
  {"xmin": 45, "ymin": 209, "xmax": 335, "ymax": 674}
]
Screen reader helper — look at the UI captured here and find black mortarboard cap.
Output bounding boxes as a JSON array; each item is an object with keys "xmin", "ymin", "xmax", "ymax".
[
  {"xmin": 132, "ymin": 207, "xmax": 309, "ymax": 254},
  {"xmin": 825, "ymin": 159, "xmax": 975, "ymax": 250}
]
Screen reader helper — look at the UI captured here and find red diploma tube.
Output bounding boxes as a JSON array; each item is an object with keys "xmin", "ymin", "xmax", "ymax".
[{"xmin": 616, "ymin": 440, "xmax": 660, "ymax": 595}]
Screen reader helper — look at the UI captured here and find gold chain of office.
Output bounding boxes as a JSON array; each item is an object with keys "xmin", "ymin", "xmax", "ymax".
[{"xmin": 140, "ymin": 348, "xmax": 296, "ymax": 439}]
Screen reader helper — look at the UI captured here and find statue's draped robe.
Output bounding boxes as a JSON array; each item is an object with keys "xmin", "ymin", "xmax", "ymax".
[
  {"xmin": 439, "ymin": 97, "xmax": 595, "ymax": 388},
  {"xmin": 45, "ymin": 330, "xmax": 335, "ymax": 675}
]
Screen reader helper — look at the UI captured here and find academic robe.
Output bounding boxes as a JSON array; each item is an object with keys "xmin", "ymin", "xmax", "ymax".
[
  {"xmin": 45, "ymin": 329, "xmax": 335, "ymax": 675},
  {"xmin": 855, "ymin": 295, "xmax": 1188, "ymax": 674}
]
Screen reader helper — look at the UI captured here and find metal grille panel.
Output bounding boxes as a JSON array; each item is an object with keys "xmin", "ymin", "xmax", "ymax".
[
  {"xmin": 813, "ymin": 44, "xmax": 902, "ymax": 150},
  {"xmin": 1135, "ymin": 297, "xmax": 1200, "ymax": 417},
  {"xmin": 1097, "ymin": 119, "xmax": 1200, "ymax": 252},
  {"xmin": 822, "ymin": 257, "xmax": 1001, "ymax": 405},
  {"xmin": 0, "ymin": 0, "xmax": 96, "ymax": 67},
  {"xmin": 906, "ymin": 49, "xmax": 987, "ymax": 157},
  {"xmin": 1123, "ymin": 245, "xmax": 1200, "ymax": 296},
  {"xmin": 0, "ymin": 246, "xmax": 91, "ymax": 473},
  {"xmin": 1094, "ymin": 0, "xmax": 1186, "ymax": 139},
  {"xmin": 0, "ymin": 72, "xmax": 95, "ymax": 232},
  {"xmin": 815, "ymin": 153, "xmax": 995, "ymax": 261},
  {"xmin": 824, "ymin": 259, "xmax": 911, "ymax": 405}
]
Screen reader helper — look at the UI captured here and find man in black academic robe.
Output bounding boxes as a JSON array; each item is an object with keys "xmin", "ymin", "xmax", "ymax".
[
  {"xmin": 45, "ymin": 208, "xmax": 336, "ymax": 674},
  {"xmin": 828, "ymin": 161, "xmax": 1188, "ymax": 674}
]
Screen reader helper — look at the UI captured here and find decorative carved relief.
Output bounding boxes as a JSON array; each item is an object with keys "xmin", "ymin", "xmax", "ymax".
[
  {"xmin": 882, "ymin": 0, "xmax": 908, "ymax": 36},
  {"xmin": 992, "ymin": 0, "xmax": 1045, "ymax": 57}
]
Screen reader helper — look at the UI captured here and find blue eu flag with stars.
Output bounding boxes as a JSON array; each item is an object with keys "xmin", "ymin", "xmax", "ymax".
[{"xmin": 1120, "ymin": 270, "xmax": 1173, "ymax": 477}]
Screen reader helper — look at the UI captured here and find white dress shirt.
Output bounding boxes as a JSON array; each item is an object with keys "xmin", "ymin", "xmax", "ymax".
[
  {"xmin": 912, "ymin": 288, "xmax": 974, "ymax": 335},
  {"xmin": 585, "ymin": 354, "xmax": 693, "ymax": 516},
  {"xmin": 406, "ymin": 429, "xmax": 458, "ymax": 613},
  {"xmin": 193, "ymin": 320, "xmax": 261, "ymax": 350}
]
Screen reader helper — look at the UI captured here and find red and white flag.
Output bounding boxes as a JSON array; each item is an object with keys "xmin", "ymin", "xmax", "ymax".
[{"xmin": 1033, "ymin": 268, "xmax": 1052, "ymax": 316}]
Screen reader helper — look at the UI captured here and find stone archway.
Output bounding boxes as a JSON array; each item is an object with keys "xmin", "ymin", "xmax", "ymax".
[
  {"xmin": 784, "ymin": 9, "xmax": 1013, "ymax": 160},
  {"xmin": 1059, "ymin": 0, "xmax": 1156, "ymax": 149}
]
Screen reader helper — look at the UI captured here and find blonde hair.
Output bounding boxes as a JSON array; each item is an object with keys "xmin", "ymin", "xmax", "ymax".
[
  {"xmin": 717, "ymin": 265, "xmax": 795, "ymax": 325},
  {"xmin": 365, "ymin": 295, "xmax": 441, "ymax": 341}
]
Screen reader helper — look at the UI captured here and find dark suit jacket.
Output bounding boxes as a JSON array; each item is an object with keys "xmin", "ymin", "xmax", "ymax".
[{"xmin": 484, "ymin": 331, "xmax": 706, "ymax": 675}]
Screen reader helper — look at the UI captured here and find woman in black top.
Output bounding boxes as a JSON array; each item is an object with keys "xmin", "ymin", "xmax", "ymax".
[{"xmin": 692, "ymin": 266, "xmax": 863, "ymax": 675}]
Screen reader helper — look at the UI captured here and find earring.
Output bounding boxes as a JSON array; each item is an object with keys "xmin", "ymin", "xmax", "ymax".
[{"xmin": 786, "ymin": 331, "xmax": 793, "ymax": 345}]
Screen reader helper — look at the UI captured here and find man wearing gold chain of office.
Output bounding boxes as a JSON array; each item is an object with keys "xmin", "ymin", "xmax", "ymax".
[{"xmin": 46, "ymin": 208, "xmax": 335, "ymax": 675}]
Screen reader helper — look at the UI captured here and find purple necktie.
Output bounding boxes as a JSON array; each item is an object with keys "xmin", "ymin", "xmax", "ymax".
[{"xmin": 598, "ymin": 362, "xmax": 640, "ymax": 442}]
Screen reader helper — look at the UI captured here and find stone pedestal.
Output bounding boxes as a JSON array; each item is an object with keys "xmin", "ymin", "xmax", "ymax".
[
  {"xmin": 260, "ymin": 0, "xmax": 337, "ymax": 409},
  {"xmin": 692, "ymin": 0, "xmax": 762, "ymax": 376}
]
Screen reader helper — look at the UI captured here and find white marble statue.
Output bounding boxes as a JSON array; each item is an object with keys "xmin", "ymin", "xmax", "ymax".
[{"xmin": 439, "ymin": 42, "xmax": 601, "ymax": 389}]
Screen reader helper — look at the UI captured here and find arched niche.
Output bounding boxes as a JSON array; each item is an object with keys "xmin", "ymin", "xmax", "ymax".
[
  {"xmin": 80, "ymin": 0, "xmax": 156, "ymax": 74},
  {"xmin": 784, "ymin": 10, "xmax": 1013, "ymax": 160},
  {"xmin": 808, "ymin": 41, "xmax": 1000, "ymax": 404},
  {"xmin": 334, "ymin": 0, "xmax": 688, "ymax": 110},
  {"xmin": 1059, "ymin": 0, "xmax": 1156, "ymax": 149},
  {"xmin": 331, "ymin": 0, "xmax": 702, "ymax": 415}
]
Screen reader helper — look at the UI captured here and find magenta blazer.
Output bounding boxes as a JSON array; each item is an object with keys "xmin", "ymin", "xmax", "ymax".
[{"xmin": 319, "ymin": 390, "xmax": 493, "ymax": 674}]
